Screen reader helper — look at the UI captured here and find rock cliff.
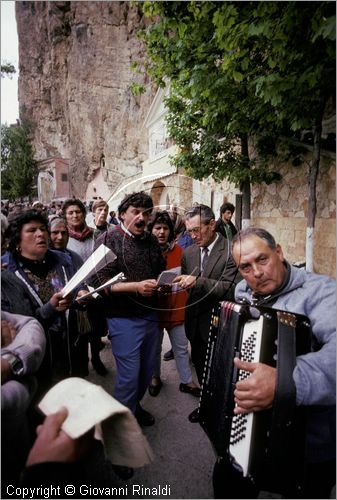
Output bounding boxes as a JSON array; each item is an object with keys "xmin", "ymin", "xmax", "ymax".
[{"xmin": 16, "ymin": 1, "xmax": 155, "ymax": 198}]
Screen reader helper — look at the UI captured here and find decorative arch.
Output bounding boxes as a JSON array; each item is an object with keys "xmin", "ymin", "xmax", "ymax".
[{"xmin": 150, "ymin": 181, "xmax": 170, "ymax": 210}]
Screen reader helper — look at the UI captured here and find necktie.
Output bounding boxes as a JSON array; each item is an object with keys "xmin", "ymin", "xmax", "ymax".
[{"xmin": 201, "ymin": 247, "xmax": 209, "ymax": 273}]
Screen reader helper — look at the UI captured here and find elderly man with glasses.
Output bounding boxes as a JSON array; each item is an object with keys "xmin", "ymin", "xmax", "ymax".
[{"xmin": 173, "ymin": 204, "xmax": 240, "ymax": 423}]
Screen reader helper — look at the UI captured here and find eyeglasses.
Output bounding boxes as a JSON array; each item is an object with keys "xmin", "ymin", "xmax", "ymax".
[
  {"xmin": 186, "ymin": 222, "xmax": 210, "ymax": 235},
  {"xmin": 187, "ymin": 227, "xmax": 201, "ymax": 235}
]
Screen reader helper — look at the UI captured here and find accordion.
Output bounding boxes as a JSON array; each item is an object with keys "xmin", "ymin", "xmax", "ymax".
[{"xmin": 199, "ymin": 301, "xmax": 311, "ymax": 491}]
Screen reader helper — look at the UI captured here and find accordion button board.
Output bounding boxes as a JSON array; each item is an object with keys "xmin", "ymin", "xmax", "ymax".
[{"xmin": 199, "ymin": 300, "xmax": 311, "ymax": 489}]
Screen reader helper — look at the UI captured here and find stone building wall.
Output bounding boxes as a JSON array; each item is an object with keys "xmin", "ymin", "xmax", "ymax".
[
  {"xmin": 144, "ymin": 156, "xmax": 336, "ymax": 278},
  {"xmin": 251, "ymin": 154, "xmax": 336, "ymax": 277},
  {"xmin": 186, "ymin": 152, "xmax": 336, "ymax": 277}
]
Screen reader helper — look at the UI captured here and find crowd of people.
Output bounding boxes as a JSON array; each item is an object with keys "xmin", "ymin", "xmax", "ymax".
[{"xmin": 1, "ymin": 193, "xmax": 335, "ymax": 499}]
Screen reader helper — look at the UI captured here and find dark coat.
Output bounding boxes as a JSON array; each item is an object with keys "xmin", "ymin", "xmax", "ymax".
[
  {"xmin": 4, "ymin": 250, "xmax": 88, "ymax": 389},
  {"xmin": 182, "ymin": 234, "xmax": 240, "ymax": 344},
  {"xmin": 215, "ymin": 218, "xmax": 238, "ymax": 239}
]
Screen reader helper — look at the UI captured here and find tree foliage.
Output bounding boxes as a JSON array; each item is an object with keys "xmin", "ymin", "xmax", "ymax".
[
  {"xmin": 137, "ymin": 1, "xmax": 284, "ymax": 190},
  {"xmin": 136, "ymin": 1, "xmax": 335, "ymax": 221},
  {"xmin": 1, "ymin": 124, "xmax": 38, "ymax": 200}
]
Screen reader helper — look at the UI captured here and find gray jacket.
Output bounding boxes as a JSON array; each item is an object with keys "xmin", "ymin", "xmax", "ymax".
[
  {"xmin": 182, "ymin": 235, "xmax": 239, "ymax": 343},
  {"xmin": 1, "ymin": 311, "xmax": 46, "ymax": 416},
  {"xmin": 235, "ymin": 265, "xmax": 336, "ymax": 461},
  {"xmin": 1, "ymin": 311, "xmax": 46, "ymax": 375}
]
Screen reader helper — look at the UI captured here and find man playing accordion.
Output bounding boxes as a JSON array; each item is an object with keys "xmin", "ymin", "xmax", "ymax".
[{"xmin": 212, "ymin": 227, "xmax": 335, "ymax": 499}]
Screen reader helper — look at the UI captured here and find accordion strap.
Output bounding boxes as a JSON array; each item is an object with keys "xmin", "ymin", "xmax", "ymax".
[
  {"xmin": 273, "ymin": 311, "xmax": 297, "ymax": 424},
  {"xmin": 268, "ymin": 312, "xmax": 297, "ymax": 475}
]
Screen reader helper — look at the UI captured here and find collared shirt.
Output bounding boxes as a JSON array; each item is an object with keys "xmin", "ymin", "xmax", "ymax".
[
  {"xmin": 223, "ymin": 222, "xmax": 233, "ymax": 240},
  {"xmin": 199, "ymin": 233, "xmax": 219, "ymax": 261},
  {"xmin": 120, "ymin": 222, "xmax": 135, "ymax": 238}
]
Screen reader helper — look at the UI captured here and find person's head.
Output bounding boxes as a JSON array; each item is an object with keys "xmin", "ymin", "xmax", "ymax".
[
  {"xmin": 117, "ymin": 191, "xmax": 153, "ymax": 236},
  {"xmin": 49, "ymin": 216, "xmax": 69, "ymax": 251},
  {"xmin": 220, "ymin": 202, "xmax": 235, "ymax": 223},
  {"xmin": 184, "ymin": 204, "xmax": 216, "ymax": 247},
  {"xmin": 7, "ymin": 203, "xmax": 24, "ymax": 221},
  {"xmin": 1, "ymin": 213, "xmax": 9, "ymax": 254},
  {"xmin": 171, "ymin": 213, "xmax": 186, "ymax": 238},
  {"xmin": 62, "ymin": 199, "xmax": 86, "ymax": 230},
  {"xmin": 92, "ymin": 200, "xmax": 109, "ymax": 227},
  {"xmin": 6, "ymin": 209, "xmax": 49, "ymax": 261},
  {"xmin": 147, "ymin": 211, "xmax": 174, "ymax": 247},
  {"xmin": 32, "ymin": 201, "xmax": 44, "ymax": 211},
  {"xmin": 232, "ymin": 227, "xmax": 287, "ymax": 295}
]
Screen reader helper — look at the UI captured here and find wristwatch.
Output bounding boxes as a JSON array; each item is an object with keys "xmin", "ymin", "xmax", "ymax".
[{"xmin": 2, "ymin": 352, "xmax": 24, "ymax": 377}]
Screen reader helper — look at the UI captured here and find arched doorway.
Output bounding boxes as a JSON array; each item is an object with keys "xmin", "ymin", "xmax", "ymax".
[{"xmin": 150, "ymin": 181, "xmax": 170, "ymax": 210}]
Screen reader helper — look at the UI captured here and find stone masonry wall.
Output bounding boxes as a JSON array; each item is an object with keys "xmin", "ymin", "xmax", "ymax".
[
  {"xmin": 179, "ymin": 153, "xmax": 335, "ymax": 277},
  {"xmin": 251, "ymin": 154, "xmax": 336, "ymax": 277}
]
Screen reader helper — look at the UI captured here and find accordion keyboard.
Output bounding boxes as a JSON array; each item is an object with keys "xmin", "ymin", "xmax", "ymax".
[{"xmin": 230, "ymin": 315, "xmax": 264, "ymax": 476}]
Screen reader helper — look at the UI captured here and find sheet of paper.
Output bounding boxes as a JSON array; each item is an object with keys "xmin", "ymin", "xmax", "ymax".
[
  {"xmin": 38, "ymin": 377, "xmax": 154, "ymax": 467},
  {"xmin": 62, "ymin": 244, "xmax": 116, "ymax": 297},
  {"xmin": 156, "ymin": 266, "xmax": 181, "ymax": 286},
  {"xmin": 76, "ymin": 272, "xmax": 125, "ymax": 300}
]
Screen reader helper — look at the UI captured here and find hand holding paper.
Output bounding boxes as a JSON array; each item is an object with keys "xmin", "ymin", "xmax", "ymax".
[
  {"xmin": 76, "ymin": 272, "xmax": 126, "ymax": 301},
  {"xmin": 27, "ymin": 407, "xmax": 94, "ymax": 466},
  {"xmin": 62, "ymin": 244, "xmax": 117, "ymax": 298},
  {"xmin": 156, "ymin": 267, "xmax": 181, "ymax": 287},
  {"xmin": 38, "ymin": 378, "xmax": 154, "ymax": 468}
]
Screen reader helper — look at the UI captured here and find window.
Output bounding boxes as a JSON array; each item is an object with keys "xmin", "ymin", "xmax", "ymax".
[{"xmin": 61, "ymin": 173, "xmax": 68, "ymax": 182}]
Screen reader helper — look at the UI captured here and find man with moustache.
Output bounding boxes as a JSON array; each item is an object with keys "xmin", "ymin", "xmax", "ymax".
[
  {"xmin": 92, "ymin": 192, "xmax": 166, "ymax": 426},
  {"xmin": 174, "ymin": 204, "xmax": 239, "ymax": 423}
]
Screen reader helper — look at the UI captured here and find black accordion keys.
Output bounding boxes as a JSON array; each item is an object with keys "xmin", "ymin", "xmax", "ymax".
[{"xmin": 199, "ymin": 301, "xmax": 311, "ymax": 491}]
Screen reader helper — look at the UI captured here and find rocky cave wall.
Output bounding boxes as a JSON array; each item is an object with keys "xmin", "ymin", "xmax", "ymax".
[{"xmin": 16, "ymin": 1, "xmax": 156, "ymax": 198}]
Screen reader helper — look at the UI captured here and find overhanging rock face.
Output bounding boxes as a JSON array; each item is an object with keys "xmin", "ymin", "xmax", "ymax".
[{"xmin": 16, "ymin": 1, "xmax": 156, "ymax": 198}]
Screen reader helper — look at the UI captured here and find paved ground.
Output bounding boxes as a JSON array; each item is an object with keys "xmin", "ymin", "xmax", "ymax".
[
  {"xmin": 87, "ymin": 334, "xmax": 335, "ymax": 500},
  {"xmin": 88, "ymin": 333, "xmax": 214, "ymax": 499}
]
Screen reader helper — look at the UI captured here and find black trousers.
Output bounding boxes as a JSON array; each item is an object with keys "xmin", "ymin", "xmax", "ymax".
[
  {"xmin": 190, "ymin": 335, "xmax": 208, "ymax": 385},
  {"xmin": 213, "ymin": 456, "xmax": 336, "ymax": 499}
]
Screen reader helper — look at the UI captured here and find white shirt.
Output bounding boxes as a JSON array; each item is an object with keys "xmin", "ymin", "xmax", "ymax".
[{"xmin": 199, "ymin": 233, "xmax": 219, "ymax": 260}]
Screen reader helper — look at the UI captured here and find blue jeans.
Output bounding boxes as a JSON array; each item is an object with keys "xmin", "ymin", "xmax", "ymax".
[{"xmin": 107, "ymin": 313, "xmax": 160, "ymax": 413}]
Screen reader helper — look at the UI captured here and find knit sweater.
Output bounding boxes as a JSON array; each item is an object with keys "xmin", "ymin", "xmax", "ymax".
[{"xmin": 92, "ymin": 225, "xmax": 166, "ymax": 317}]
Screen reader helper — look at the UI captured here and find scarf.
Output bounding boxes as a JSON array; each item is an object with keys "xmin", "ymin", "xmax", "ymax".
[{"xmin": 67, "ymin": 224, "xmax": 93, "ymax": 242}]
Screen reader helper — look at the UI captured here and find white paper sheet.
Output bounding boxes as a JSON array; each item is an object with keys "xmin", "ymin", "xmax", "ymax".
[
  {"xmin": 38, "ymin": 377, "xmax": 154, "ymax": 468},
  {"xmin": 62, "ymin": 244, "xmax": 116, "ymax": 297}
]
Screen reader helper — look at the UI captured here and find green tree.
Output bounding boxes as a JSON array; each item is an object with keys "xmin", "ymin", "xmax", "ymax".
[
  {"xmin": 137, "ymin": 1, "xmax": 335, "ymax": 264},
  {"xmin": 137, "ymin": 1, "xmax": 283, "ymax": 225},
  {"xmin": 1, "ymin": 124, "xmax": 38, "ymax": 200},
  {"xmin": 211, "ymin": 1, "xmax": 335, "ymax": 269}
]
